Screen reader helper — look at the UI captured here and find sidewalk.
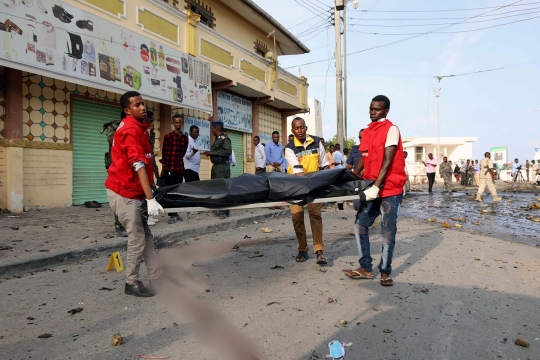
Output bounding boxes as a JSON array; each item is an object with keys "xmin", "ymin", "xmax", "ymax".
[{"xmin": 0, "ymin": 204, "xmax": 291, "ymax": 277}]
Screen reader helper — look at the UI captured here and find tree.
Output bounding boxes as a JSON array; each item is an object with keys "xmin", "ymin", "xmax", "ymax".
[{"xmin": 324, "ymin": 134, "xmax": 356, "ymax": 152}]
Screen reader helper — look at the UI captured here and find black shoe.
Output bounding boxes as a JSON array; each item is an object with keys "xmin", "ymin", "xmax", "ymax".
[
  {"xmin": 125, "ymin": 281, "xmax": 154, "ymax": 297},
  {"xmin": 116, "ymin": 228, "xmax": 128, "ymax": 237}
]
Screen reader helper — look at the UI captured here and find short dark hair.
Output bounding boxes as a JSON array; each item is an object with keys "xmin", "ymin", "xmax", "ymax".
[
  {"xmin": 288, "ymin": 134, "xmax": 294, "ymax": 138},
  {"xmin": 172, "ymin": 113, "xmax": 183, "ymax": 121},
  {"xmin": 372, "ymin": 95, "xmax": 390, "ymax": 109},
  {"xmin": 120, "ymin": 91, "xmax": 141, "ymax": 110},
  {"xmin": 189, "ymin": 125, "xmax": 199, "ymax": 132},
  {"xmin": 291, "ymin": 117, "xmax": 306, "ymax": 126},
  {"xmin": 272, "ymin": 130, "xmax": 280, "ymax": 136},
  {"xmin": 484, "ymin": 152, "xmax": 490, "ymax": 157},
  {"xmin": 335, "ymin": 143, "xmax": 341, "ymax": 148},
  {"xmin": 254, "ymin": 136, "xmax": 260, "ymax": 140},
  {"xmin": 403, "ymin": 151, "xmax": 408, "ymax": 155},
  {"xmin": 146, "ymin": 110, "xmax": 154, "ymax": 118}
]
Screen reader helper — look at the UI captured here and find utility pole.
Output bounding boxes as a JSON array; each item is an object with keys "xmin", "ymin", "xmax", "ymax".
[
  {"xmin": 334, "ymin": 6, "xmax": 344, "ymax": 148},
  {"xmin": 343, "ymin": 5, "xmax": 348, "ymax": 145},
  {"xmin": 434, "ymin": 88, "xmax": 441, "ymax": 161}
]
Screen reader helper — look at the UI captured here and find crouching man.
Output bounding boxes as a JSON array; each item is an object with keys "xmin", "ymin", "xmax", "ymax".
[{"xmin": 105, "ymin": 91, "xmax": 164, "ymax": 297}]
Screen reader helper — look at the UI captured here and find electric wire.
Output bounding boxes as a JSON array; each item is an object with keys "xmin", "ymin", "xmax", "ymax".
[
  {"xmin": 284, "ymin": 0, "xmax": 527, "ymax": 69},
  {"xmin": 349, "ymin": 1, "xmax": 540, "ymax": 13},
  {"xmin": 347, "ymin": 14, "xmax": 540, "ymax": 35},
  {"xmin": 347, "ymin": 8, "xmax": 540, "ymax": 27},
  {"xmin": 294, "ymin": 0, "xmax": 330, "ymax": 21}
]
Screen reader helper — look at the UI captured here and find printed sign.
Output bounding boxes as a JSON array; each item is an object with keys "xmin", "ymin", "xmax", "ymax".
[
  {"xmin": 0, "ymin": 1, "xmax": 212, "ymax": 112},
  {"xmin": 490, "ymin": 146, "xmax": 508, "ymax": 167},
  {"xmin": 184, "ymin": 116, "xmax": 210, "ymax": 151},
  {"xmin": 217, "ymin": 91, "xmax": 252, "ymax": 133}
]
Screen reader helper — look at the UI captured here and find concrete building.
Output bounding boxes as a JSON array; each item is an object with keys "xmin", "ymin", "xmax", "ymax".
[
  {"xmin": 287, "ymin": 98, "xmax": 322, "ymax": 138},
  {"xmin": 402, "ymin": 137, "xmax": 477, "ymax": 183},
  {"xmin": 0, "ymin": 0, "xmax": 310, "ymax": 211}
]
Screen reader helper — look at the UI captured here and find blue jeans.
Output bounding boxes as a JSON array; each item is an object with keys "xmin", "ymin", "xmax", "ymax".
[{"xmin": 354, "ymin": 194, "xmax": 403, "ymax": 275}]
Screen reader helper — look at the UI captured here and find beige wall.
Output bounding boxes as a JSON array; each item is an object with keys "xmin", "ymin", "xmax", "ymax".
[
  {"xmin": 22, "ymin": 148, "xmax": 72, "ymax": 208},
  {"xmin": 0, "ymin": 146, "xmax": 5, "ymax": 209}
]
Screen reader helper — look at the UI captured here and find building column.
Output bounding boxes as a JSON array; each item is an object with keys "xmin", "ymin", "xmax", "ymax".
[
  {"xmin": 3, "ymin": 68, "xmax": 24, "ymax": 212},
  {"xmin": 251, "ymin": 104, "xmax": 260, "ymax": 159},
  {"xmin": 281, "ymin": 112, "xmax": 288, "ymax": 144},
  {"xmin": 208, "ymin": 89, "xmax": 218, "ymax": 147},
  {"xmin": 186, "ymin": 10, "xmax": 201, "ymax": 56}
]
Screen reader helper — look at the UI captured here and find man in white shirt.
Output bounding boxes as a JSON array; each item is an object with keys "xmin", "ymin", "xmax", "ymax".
[
  {"xmin": 253, "ymin": 136, "xmax": 266, "ymax": 175},
  {"xmin": 333, "ymin": 144, "xmax": 344, "ymax": 169},
  {"xmin": 511, "ymin": 158, "xmax": 520, "ymax": 189},
  {"xmin": 183, "ymin": 125, "xmax": 201, "ymax": 182}
]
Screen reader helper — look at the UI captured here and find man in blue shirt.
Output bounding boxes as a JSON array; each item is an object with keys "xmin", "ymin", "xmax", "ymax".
[
  {"xmin": 346, "ymin": 129, "xmax": 363, "ymax": 170},
  {"xmin": 265, "ymin": 131, "xmax": 285, "ymax": 172}
]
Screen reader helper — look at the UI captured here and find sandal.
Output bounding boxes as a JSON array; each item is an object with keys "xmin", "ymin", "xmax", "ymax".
[
  {"xmin": 343, "ymin": 268, "xmax": 372, "ymax": 279},
  {"xmin": 380, "ymin": 276, "xmax": 394, "ymax": 286},
  {"xmin": 316, "ymin": 252, "xmax": 327, "ymax": 265},
  {"xmin": 295, "ymin": 252, "xmax": 308, "ymax": 262}
]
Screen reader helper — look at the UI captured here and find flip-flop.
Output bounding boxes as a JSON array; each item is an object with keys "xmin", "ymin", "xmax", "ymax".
[
  {"xmin": 295, "ymin": 252, "xmax": 308, "ymax": 262},
  {"xmin": 343, "ymin": 268, "xmax": 372, "ymax": 279},
  {"xmin": 316, "ymin": 253, "xmax": 327, "ymax": 265},
  {"xmin": 380, "ymin": 277, "xmax": 394, "ymax": 286}
]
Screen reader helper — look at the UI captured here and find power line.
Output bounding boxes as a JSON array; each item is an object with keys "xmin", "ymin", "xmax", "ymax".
[
  {"xmin": 302, "ymin": 0, "xmax": 331, "ymax": 14},
  {"xmin": 347, "ymin": 9, "xmax": 540, "ymax": 27},
  {"xmin": 288, "ymin": 14, "xmax": 325, "ymax": 30},
  {"xmin": 350, "ymin": 1, "xmax": 540, "ymax": 13},
  {"xmin": 284, "ymin": 0, "xmax": 526, "ymax": 69},
  {"xmin": 347, "ymin": 14, "xmax": 540, "ymax": 35},
  {"xmin": 294, "ymin": 0, "xmax": 329, "ymax": 20},
  {"xmin": 346, "ymin": 5, "xmax": 540, "ymax": 20}
]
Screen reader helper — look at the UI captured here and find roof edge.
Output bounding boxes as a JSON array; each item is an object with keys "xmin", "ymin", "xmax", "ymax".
[{"xmin": 240, "ymin": 0, "xmax": 311, "ymax": 54}]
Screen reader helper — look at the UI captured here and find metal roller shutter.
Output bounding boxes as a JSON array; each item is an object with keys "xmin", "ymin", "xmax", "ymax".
[
  {"xmin": 227, "ymin": 130, "xmax": 244, "ymax": 177},
  {"xmin": 72, "ymin": 99, "xmax": 120, "ymax": 205}
]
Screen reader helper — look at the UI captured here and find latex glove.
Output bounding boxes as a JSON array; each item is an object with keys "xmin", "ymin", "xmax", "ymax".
[
  {"xmin": 146, "ymin": 198, "xmax": 164, "ymax": 217},
  {"xmin": 364, "ymin": 185, "xmax": 380, "ymax": 201}
]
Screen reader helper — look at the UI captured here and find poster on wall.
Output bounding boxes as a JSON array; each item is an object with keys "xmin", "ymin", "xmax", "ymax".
[
  {"xmin": 217, "ymin": 91, "xmax": 252, "ymax": 133},
  {"xmin": 0, "ymin": 1, "xmax": 212, "ymax": 113},
  {"xmin": 490, "ymin": 146, "xmax": 508, "ymax": 167},
  {"xmin": 184, "ymin": 116, "xmax": 210, "ymax": 151}
]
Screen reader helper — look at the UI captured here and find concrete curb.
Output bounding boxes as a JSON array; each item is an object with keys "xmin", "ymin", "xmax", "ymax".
[{"xmin": 0, "ymin": 209, "xmax": 290, "ymax": 278}]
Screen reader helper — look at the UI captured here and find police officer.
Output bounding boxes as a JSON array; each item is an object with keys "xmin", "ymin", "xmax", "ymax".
[{"xmin": 202, "ymin": 121, "xmax": 232, "ymax": 219}]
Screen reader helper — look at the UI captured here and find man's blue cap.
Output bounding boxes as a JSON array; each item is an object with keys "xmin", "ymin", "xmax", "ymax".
[{"xmin": 211, "ymin": 121, "xmax": 224, "ymax": 127}]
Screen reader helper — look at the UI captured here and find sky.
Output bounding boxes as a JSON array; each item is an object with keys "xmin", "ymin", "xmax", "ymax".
[{"xmin": 254, "ymin": 0, "xmax": 540, "ymax": 162}]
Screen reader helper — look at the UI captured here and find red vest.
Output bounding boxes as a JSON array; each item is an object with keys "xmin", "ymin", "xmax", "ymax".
[{"xmin": 359, "ymin": 119, "xmax": 406, "ymax": 198}]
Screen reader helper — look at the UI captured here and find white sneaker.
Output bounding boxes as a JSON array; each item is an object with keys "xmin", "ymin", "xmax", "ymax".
[{"xmin": 147, "ymin": 216, "xmax": 157, "ymax": 226}]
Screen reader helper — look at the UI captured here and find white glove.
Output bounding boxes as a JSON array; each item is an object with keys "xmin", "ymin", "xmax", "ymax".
[
  {"xmin": 364, "ymin": 185, "xmax": 380, "ymax": 201},
  {"xmin": 146, "ymin": 198, "xmax": 164, "ymax": 217}
]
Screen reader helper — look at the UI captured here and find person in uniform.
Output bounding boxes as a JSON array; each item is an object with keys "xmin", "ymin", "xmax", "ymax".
[
  {"xmin": 476, "ymin": 152, "xmax": 502, "ymax": 202},
  {"xmin": 202, "ymin": 121, "xmax": 232, "ymax": 219},
  {"xmin": 439, "ymin": 156, "xmax": 453, "ymax": 194}
]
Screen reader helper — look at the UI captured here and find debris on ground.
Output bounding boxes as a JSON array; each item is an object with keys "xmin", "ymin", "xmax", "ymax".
[
  {"xmin": 413, "ymin": 287, "xmax": 429, "ymax": 294},
  {"xmin": 231, "ymin": 245, "xmax": 240, "ymax": 251},
  {"xmin": 320, "ymin": 268, "xmax": 327, "ymax": 273},
  {"xmin": 99, "ymin": 287, "xmax": 114, "ymax": 291},
  {"xmin": 441, "ymin": 221, "xmax": 451, "ymax": 228},
  {"xmin": 10, "ymin": 226, "xmax": 19, "ymax": 230},
  {"xmin": 266, "ymin": 302, "xmax": 281, "ymax": 306},
  {"xmin": 271, "ymin": 265, "xmax": 284, "ymax": 269},
  {"xmin": 452, "ymin": 216, "xmax": 465, "ymax": 222},
  {"xmin": 260, "ymin": 228, "xmax": 273, "ymax": 233},
  {"xmin": 335, "ymin": 320, "xmax": 348, "ymax": 328},
  {"xmin": 526, "ymin": 216, "xmax": 540, "ymax": 222},
  {"xmin": 139, "ymin": 356, "xmax": 170, "ymax": 359},
  {"xmin": 472, "ymin": 221, "xmax": 481, "ymax": 225},
  {"xmin": 0, "ymin": 245, "xmax": 13, "ymax": 251},
  {"xmin": 67, "ymin": 307, "xmax": 83, "ymax": 315},
  {"xmin": 454, "ymin": 223, "xmax": 463, "ymax": 228},
  {"xmin": 327, "ymin": 341, "xmax": 352, "ymax": 360},
  {"xmin": 112, "ymin": 333, "xmax": 123, "ymax": 346},
  {"xmin": 38, "ymin": 333, "xmax": 52, "ymax": 338},
  {"xmin": 328, "ymin": 297, "xmax": 337, "ymax": 303},
  {"xmin": 530, "ymin": 203, "xmax": 540, "ymax": 209},
  {"xmin": 62, "ymin": 269, "xmax": 69, "ymax": 273},
  {"xmin": 243, "ymin": 235, "xmax": 251, "ymax": 239},
  {"xmin": 427, "ymin": 218, "xmax": 437, "ymax": 222},
  {"xmin": 383, "ymin": 329, "xmax": 393, "ymax": 333},
  {"xmin": 514, "ymin": 338, "xmax": 530, "ymax": 347},
  {"xmin": 254, "ymin": 250, "xmax": 259, "ymax": 254},
  {"xmin": 248, "ymin": 254, "xmax": 263, "ymax": 258}
]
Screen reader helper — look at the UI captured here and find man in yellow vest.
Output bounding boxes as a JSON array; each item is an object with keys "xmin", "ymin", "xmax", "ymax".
[{"xmin": 284, "ymin": 117, "xmax": 329, "ymax": 265}]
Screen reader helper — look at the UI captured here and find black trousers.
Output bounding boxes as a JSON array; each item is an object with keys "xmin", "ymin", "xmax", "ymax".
[
  {"xmin": 184, "ymin": 169, "xmax": 200, "ymax": 182},
  {"xmin": 164, "ymin": 173, "xmax": 183, "ymax": 217},
  {"xmin": 427, "ymin": 172, "xmax": 435, "ymax": 193}
]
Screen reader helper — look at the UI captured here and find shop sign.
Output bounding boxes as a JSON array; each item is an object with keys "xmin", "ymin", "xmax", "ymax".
[{"xmin": 0, "ymin": 1, "xmax": 212, "ymax": 113}]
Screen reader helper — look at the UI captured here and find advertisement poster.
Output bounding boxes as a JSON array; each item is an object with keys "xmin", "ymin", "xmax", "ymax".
[
  {"xmin": 184, "ymin": 116, "xmax": 210, "ymax": 151},
  {"xmin": 217, "ymin": 91, "xmax": 252, "ymax": 133},
  {"xmin": 490, "ymin": 146, "xmax": 508, "ymax": 167},
  {"xmin": 0, "ymin": 1, "xmax": 212, "ymax": 113}
]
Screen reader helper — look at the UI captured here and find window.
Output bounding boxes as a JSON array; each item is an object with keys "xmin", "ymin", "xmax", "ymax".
[
  {"xmin": 415, "ymin": 146, "xmax": 423, "ymax": 162},
  {"xmin": 185, "ymin": 0, "xmax": 215, "ymax": 29}
]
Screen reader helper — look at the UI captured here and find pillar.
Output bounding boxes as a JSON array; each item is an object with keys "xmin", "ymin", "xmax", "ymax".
[
  {"xmin": 251, "ymin": 104, "xmax": 260, "ymax": 159},
  {"xmin": 281, "ymin": 112, "xmax": 288, "ymax": 145},
  {"xmin": 4, "ymin": 68, "xmax": 24, "ymax": 212},
  {"xmin": 186, "ymin": 10, "xmax": 201, "ymax": 56}
]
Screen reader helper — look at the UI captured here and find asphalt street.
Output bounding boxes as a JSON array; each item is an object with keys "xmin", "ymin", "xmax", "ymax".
[{"xmin": 1, "ymin": 195, "xmax": 540, "ymax": 359}]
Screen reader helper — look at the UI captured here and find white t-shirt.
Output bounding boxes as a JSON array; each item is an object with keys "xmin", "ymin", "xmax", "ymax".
[{"xmin": 377, "ymin": 119, "xmax": 399, "ymax": 147}]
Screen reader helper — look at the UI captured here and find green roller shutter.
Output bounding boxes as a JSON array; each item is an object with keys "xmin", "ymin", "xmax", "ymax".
[
  {"xmin": 227, "ymin": 130, "xmax": 244, "ymax": 177},
  {"xmin": 72, "ymin": 99, "xmax": 119, "ymax": 205}
]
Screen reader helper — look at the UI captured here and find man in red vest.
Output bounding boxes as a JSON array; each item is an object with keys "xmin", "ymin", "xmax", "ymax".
[{"xmin": 347, "ymin": 95, "xmax": 406, "ymax": 286}]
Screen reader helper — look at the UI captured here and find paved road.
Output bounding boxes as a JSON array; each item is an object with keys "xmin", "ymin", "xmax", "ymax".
[{"xmin": 1, "ymin": 202, "xmax": 539, "ymax": 359}]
